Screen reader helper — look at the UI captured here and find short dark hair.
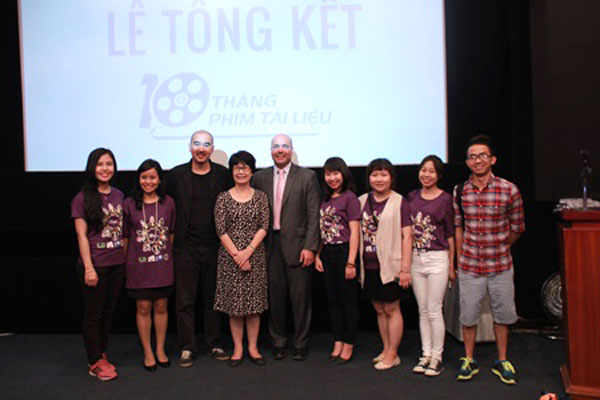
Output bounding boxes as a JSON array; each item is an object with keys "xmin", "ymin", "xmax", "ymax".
[
  {"xmin": 132, "ymin": 159, "xmax": 166, "ymax": 210},
  {"xmin": 466, "ymin": 134, "xmax": 495, "ymax": 157},
  {"xmin": 229, "ymin": 150, "xmax": 256, "ymax": 173},
  {"xmin": 322, "ymin": 157, "xmax": 356, "ymax": 200},
  {"xmin": 366, "ymin": 158, "xmax": 395, "ymax": 190},
  {"xmin": 418, "ymin": 154, "xmax": 444, "ymax": 180}
]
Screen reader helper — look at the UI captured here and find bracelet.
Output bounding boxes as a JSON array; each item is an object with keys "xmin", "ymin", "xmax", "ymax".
[
  {"xmin": 346, "ymin": 262, "xmax": 355, "ymax": 266},
  {"xmin": 346, "ymin": 263, "xmax": 356, "ymax": 268},
  {"xmin": 248, "ymin": 244, "xmax": 256, "ymax": 251},
  {"xmin": 400, "ymin": 270, "xmax": 410, "ymax": 274}
]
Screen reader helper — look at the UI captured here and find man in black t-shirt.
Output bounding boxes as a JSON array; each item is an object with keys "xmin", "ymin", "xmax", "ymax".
[{"xmin": 167, "ymin": 130, "xmax": 233, "ymax": 367}]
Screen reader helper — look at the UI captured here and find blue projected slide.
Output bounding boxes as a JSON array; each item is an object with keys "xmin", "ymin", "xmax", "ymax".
[{"xmin": 19, "ymin": 0, "xmax": 446, "ymax": 170}]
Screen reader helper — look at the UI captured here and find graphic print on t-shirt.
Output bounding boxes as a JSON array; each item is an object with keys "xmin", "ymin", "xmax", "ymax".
[
  {"xmin": 361, "ymin": 210, "xmax": 380, "ymax": 253},
  {"xmin": 411, "ymin": 211, "xmax": 437, "ymax": 250},
  {"xmin": 136, "ymin": 215, "xmax": 169, "ymax": 262},
  {"xmin": 100, "ymin": 203, "xmax": 123, "ymax": 248},
  {"xmin": 320, "ymin": 205, "xmax": 344, "ymax": 243}
]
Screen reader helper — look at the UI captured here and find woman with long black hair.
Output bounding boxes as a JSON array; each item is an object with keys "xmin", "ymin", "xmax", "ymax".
[{"xmin": 71, "ymin": 148, "xmax": 126, "ymax": 381}]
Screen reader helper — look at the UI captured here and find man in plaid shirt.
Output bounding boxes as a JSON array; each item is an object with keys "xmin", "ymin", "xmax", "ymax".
[{"xmin": 452, "ymin": 135, "xmax": 525, "ymax": 385}]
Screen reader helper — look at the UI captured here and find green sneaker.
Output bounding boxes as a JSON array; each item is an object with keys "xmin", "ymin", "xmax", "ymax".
[
  {"xmin": 456, "ymin": 357, "xmax": 479, "ymax": 381},
  {"xmin": 492, "ymin": 359, "xmax": 517, "ymax": 385}
]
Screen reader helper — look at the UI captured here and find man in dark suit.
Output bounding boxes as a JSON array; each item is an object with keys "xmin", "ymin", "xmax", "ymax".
[
  {"xmin": 252, "ymin": 133, "xmax": 321, "ymax": 361},
  {"xmin": 167, "ymin": 130, "xmax": 233, "ymax": 367}
]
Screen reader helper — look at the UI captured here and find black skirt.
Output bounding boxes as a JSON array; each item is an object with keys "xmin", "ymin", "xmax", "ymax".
[
  {"xmin": 127, "ymin": 285, "xmax": 173, "ymax": 300},
  {"xmin": 363, "ymin": 269, "xmax": 409, "ymax": 303}
]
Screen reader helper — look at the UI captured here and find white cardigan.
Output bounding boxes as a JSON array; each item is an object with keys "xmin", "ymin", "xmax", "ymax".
[{"xmin": 358, "ymin": 191, "xmax": 404, "ymax": 287}]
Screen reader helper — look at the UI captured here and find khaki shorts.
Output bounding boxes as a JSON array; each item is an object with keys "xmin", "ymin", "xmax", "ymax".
[{"xmin": 458, "ymin": 268, "xmax": 518, "ymax": 326}]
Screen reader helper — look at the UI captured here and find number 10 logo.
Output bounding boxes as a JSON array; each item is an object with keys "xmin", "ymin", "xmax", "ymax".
[{"xmin": 140, "ymin": 73, "xmax": 210, "ymax": 128}]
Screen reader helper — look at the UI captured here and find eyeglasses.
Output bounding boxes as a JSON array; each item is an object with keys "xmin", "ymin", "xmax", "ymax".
[
  {"xmin": 191, "ymin": 141, "xmax": 212, "ymax": 148},
  {"xmin": 271, "ymin": 143, "xmax": 291, "ymax": 150},
  {"xmin": 233, "ymin": 165, "xmax": 250, "ymax": 172},
  {"xmin": 467, "ymin": 153, "xmax": 492, "ymax": 161}
]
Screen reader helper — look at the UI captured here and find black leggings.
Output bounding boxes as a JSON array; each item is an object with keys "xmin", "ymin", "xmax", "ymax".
[
  {"xmin": 321, "ymin": 243, "xmax": 359, "ymax": 344},
  {"xmin": 76, "ymin": 262, "xmax": 125, "ymax": 364}
]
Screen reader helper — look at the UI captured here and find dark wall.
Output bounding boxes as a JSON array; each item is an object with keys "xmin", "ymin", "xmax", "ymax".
[
  {"xmin": 3, "ymin": 0, "xmax": 587, "ymax": 334},
  {"xmin": 530, "ymin": 0, "xmax": 600, "ymax": 201}
]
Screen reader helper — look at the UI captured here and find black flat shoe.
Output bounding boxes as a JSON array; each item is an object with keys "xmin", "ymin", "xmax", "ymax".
[
  {"xmin": 249, "ymin": 355, "xmax": 266, "ymax": 366},
  {"xmin": 327, "ymin": 354, "xmax": 340, "ymax": 363},
  {"xmin": 144, "ymin": 363, "xmax": 157, "ymax": 372},
  {"xmin": 228, "ymin": 358, "xmax": 244, "ymax": 368},
  {"xmin": 157, "ymin": 359, "xmax": 170, "ymax": 368}
]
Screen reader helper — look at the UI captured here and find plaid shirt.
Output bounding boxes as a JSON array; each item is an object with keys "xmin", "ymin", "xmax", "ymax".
[{"xmin": 453, "ymin": 174, "xmax": 525, "ymax": 276}]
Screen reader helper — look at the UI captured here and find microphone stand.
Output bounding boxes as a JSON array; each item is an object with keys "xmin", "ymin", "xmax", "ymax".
[{"xmin": 580, "ymin": 150, "xmax": 592, "ymax": 210}]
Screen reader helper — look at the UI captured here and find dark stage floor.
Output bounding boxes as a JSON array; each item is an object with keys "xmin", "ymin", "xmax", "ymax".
[{"xmin": 0, "ymin": 330, "xmax": 565, "ymax": 400}]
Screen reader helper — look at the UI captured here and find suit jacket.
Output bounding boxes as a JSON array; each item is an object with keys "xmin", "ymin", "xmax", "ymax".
[
  {"xmin": 252, "ymin": 163, "xmax": 321, "ymax": 266},
  {"xmin": 166, "ymin": 160, "xmax": 233, "ymax": 253}
]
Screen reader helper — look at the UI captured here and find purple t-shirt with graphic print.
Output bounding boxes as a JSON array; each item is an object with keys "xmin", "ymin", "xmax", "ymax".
[
  {"xmin": 71, "ymin": 188, "xmax": 126, "ymax": 267},
  {"xmin": 361, "ymin": 193, "xmax": 411, "ymax": 270},
  {"xmin": 320, "ymin": 191, "xmax": 361, "ymax": 244},
  {"xmin": 406, "ymin": 190, "xmax": 454, "ymax": 251},
  {"xmin": 123, "ymin": 196, "xmax": 176, "ymax": 289}
]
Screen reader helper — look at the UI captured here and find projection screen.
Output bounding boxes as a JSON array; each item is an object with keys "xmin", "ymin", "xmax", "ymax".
[{"xmin": 19, "ymin": 0, "xmax": 447, "ymax": 170}]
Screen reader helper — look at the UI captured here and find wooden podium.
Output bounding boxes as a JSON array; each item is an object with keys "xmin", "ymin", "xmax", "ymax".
[{"xmin": 558, "ymin": 210, "xmax": 600, "ymax": 400}]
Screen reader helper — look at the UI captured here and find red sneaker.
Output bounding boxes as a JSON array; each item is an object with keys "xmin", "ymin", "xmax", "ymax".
[
  {"xmin": 88, "ymin": 360, "xmax": 118, "ymax": 381},
  {"xmin": 100, "ymin": 354, "xmax": 116, "ymax": 371}
]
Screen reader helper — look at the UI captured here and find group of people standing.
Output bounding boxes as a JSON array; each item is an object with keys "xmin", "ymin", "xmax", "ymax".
[{"xmin": 71, "ymin": 131, "xmax": 524, "ymax": 386}]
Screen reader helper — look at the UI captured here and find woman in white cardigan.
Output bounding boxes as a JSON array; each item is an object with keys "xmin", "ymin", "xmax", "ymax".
[{"xmin": 359, "ymin": 158, "xmax": 413, "ymax": 371}]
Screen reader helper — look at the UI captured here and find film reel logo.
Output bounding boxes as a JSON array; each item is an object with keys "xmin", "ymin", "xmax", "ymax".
[{"xmin": 140, "ymin": 73, "xmax": 210, "ymax": 129}]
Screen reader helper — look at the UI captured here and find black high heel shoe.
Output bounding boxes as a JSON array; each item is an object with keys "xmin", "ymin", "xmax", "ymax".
[
  {"xmin": 228, "ymin": 357, "xmax": 244, "ymax": 368},
  {"xmin": 157, "ymin": 358, "xmax": 170, "ymax": 368},
  {"xmin": 249, "ymin": 355, "xmax": 266, "ymax": 366},
  {"xmin": 144, "ymin": 362, "xmax": 157, "ymax": 372},
  {"xmin": 336, "ymin": 354, "xmax": 353, "ymax": 364}
]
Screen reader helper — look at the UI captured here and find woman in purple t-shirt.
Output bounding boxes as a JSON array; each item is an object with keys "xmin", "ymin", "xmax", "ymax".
[
  {"xmin": 406, "ymin": 155, "xmax": 456, "ymax": 377},
  {"xmin": 123, "ymin": 159, "xmax": 175, "ymax": 372},
  {"xmin": 358, "ymin": 158, "xmax": 413, "ymax": 371},
  {"xmin": 315, "ymin": 157, "xmax": 361, "ymax": 364},
  {"xmin": 71, "ymin": 148, "xmax": 126, "ymax": 382}
]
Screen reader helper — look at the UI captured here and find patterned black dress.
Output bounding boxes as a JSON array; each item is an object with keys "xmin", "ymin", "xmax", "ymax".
[{"xmin": 213, "ymin": 190, "xmax": 269, "ymax": 317}]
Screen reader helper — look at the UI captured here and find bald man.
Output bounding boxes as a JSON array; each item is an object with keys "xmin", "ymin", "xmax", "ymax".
[
  {"xmin": 252, "ymin": 134, "xmax": 320, "ymax": 361},
  {"xmin": 167, "ymin": 130, "xmax": 233, "ymax": 367}
]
